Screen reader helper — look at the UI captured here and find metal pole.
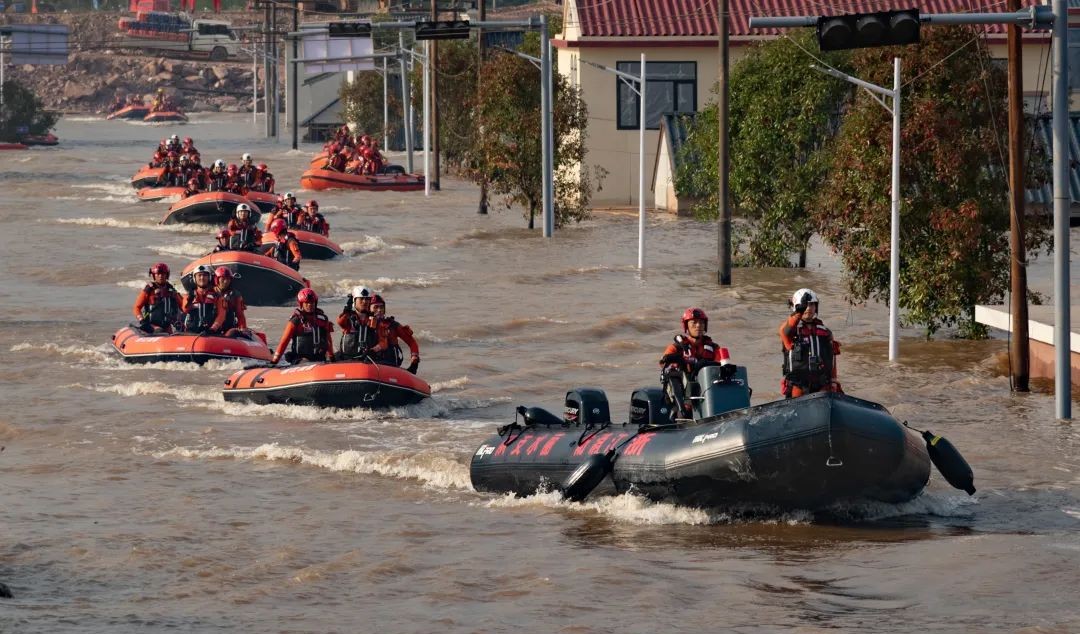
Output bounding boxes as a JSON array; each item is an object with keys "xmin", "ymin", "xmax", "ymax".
[
  {"xmin": 540, "ymin": 14, "xmax": 554, "ymax": 237},
  {"xmin": 274, "ymin": 42, "xmax": 281, "ymax": 142},
  {"xmin": 1052, "ymin": 0, "xmax": 1071, "ymax": 419},
  {"xmin": 430, "ymin": 0, "xmax": 440, "ymax": 190},
  {"xmin": 399, "ymin": 33, "xmax": 414, "ymax": 173},
  {"xmin": 252, "ymin": 41, "xmax": 258, "ymax": 124},
  {"xmin": 638, "ymin": 52, "xmax": 646, "ymax": 270},
  {"xmin": 424, "ymin": 40, "xmax": 431, "ymax": 196},
  {"xmin": 1, "ymin": 41, "xmax": 5, "ymax": 108},
  {"xmin": 382, "ymin": 57, "xmax": 389, "ymax": 150},
  {"xmin": 290, "ymin": 1, "xmax": 299, "ymax": 150},
  {"xmin": 264, "ymin": 3, "xmax": 271, "ymax": 137},
  {"xmin": 717, "ymin": 0, "xmax": 731, "ymax": 285},
  {"xmin": 889, "ymin": 57, "xmax": 901, "ymax": 362},
  {"xmin": 271, "ymin": 4, "xmax": 278, "ymax": 138}
]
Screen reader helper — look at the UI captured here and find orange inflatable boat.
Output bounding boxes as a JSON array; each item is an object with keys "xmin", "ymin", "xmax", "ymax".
[
  {"xmin": 138, "ymin": 186, "xmax": 185, "ymax": 202},
  {"xmin": 181, "ymin": 251, "xmax": 308, "ymax": 306},
  {"xmin": 111, "ymin": 325, "xmax": 273, "ymax": 364},
  {"xmin": 260, "ymin": 229, "xmax": 342, "ymax": 260},
  {"xmin": 144, "ymin": 111, "xmax": 189, "ymax": 123},
  {"xmin": 242, "ymin": 190, "xmax": 280, "ymax": 214},
  {"xmin": 161, "ymin": 192, "xmax": 260, "ymax": 225},
  {"xmin": 300, "ymin": 168, "xmax": 424, "ymax": 192},
  {"xmin": 131, "ymin": 166, "xmax": 166, "ymax": 189},
  {"xmin": 222, "ymin": 361, "xmax": 431, "ymax": 408},
  {"xmin": 107, "ymin": 105, "xmax": 150, "ymax": 120}
]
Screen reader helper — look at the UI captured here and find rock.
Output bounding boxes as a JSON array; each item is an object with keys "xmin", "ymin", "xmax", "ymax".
[
  {"xmin": 155, "ymin": 71, "xmax": 175, "ymax": 82},
  {"xmin": 211, "ymin": 65, "xmax": 230, "ymax": 81},
  {"xmin": 62, "ymin": 80, "xmax": 95, "ymax": 100},
  {"xmin": 22, "ymin": 64, "xmax": 34, "ymax": 72},
  {"xmin": 0, "ymin": 582, "xmax": 12, "ymax": 599},
  {"xmin": 183, "ymin": 75, "xmax": 206, "ymax": 86},
  {"xmin": 142, "ymin": 60, "xmax": 159, "ymax": 75},
  {"xmin": 161, "ymin": 60, "xmax": 177, "ymax": 73}
]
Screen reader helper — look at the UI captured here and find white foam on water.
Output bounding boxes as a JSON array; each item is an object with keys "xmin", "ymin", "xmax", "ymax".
[
  {"xmin": 56, "ymin": 217, "xmax": 216, "ymax": 233},
  {"xmin": 11, "ymin": 342, "xmax": 116, "ymax": 365},
  {"xmin": 149, "ymin": 242, "xmax": 213, "ymax": 257},
  {"xmin": 73, "ymin": 182, "xmax": 139, "ymax": 198},
  {"xmin": 328, "ymin": 275, "xmax": 444, "ymax": 297},
  {"xmin": 480, "ymin": 490, "xmax": 714, "ymax": 525},
  {"xmin": 339, "ymin": 235, "xmax": 389, "ymax": 256},
  {"xmin": 65, "ymin": 116, "xmax": 105, "ymax": 122},
  {"xmin": 118, "ymin": 279, "xmax": 149, "ymax": 289},
  {"xmin": 149, "ymin": 442, "xmax": 473, "ymax": 490},
  {"xmin": 430, "ymin": 376, "xmax": 469, "ymax": 392}
]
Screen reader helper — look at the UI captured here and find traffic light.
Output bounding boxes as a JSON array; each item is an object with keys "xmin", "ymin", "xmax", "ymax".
[
  {"xmin": 816, "ymin": 9, "xmax": 920, "ymax": 51},
  {"xmin": 328, "ymin": 22, "xmax": 373, "ymax": 38},
  {"xmin": 414, "ymin": 20, "xmax": 471, "ymax": 41}
]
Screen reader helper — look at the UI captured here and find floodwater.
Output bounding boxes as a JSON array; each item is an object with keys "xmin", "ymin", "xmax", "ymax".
[{"xmin": 1, "ymin": 114, "xmax": 1079, "ymax": 633}]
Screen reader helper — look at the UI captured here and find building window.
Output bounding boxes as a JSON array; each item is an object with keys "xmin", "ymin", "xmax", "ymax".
[{"xmin": 616, "ymin": 61, "xmax": 696, "ymax": 130}]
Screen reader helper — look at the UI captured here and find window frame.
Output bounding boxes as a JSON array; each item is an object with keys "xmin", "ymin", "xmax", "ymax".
[{"xmin": 615, "ymin": 60, "xmax": 697, "ymax": 131}]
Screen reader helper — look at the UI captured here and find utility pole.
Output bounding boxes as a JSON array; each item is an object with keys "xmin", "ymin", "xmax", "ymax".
[
  {"xmin": 290, "ymin": 0, "xmax": 299, "ymax": 149},
  {"xmin": 399, "ymin": 32, "xmax": 414, "ymax": 173},
  {"xmin": 1007, "ymin": 0, "xmax": 1030, "ymax": 391},
  {"xmin": 263, "ymin": 1, "xmax": 271, "ymax": 137},
  {"xmin": 717, "ymin": 0, "xmax": 732, "ymax": 285},
  {"xmin": 270, "ymin": 3, "xmax": 278, "ymax": 138},
  {"xmin": 429, "ymin": 0, "xmax": 441, "ymax": 190},
  {"xmin": 477, "ymin": 0, "xmax": 489, "ymax": 214}
]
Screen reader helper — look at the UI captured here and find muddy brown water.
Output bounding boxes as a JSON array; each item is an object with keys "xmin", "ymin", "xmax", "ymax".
[{"xmin": 1, "ymin": 114, "xmax": 1078, "ymax": 633}]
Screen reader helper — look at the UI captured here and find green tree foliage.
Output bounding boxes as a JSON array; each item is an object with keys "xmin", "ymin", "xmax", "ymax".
[
  {"xmin": 675, "ymin": 31, "xmax": 850, "ymax": 266},
  {"xmin": 472, "ymin": 40, "xmax": 594, "ymax": 229},
  {"xmin": 0, "ymin": 80, "xmax": 57, "ymax": 143},
  {"xmin": 340, "ymin": 70, "xmax": 402, "ymax": 142},
  {"xmin": 409, "ymin": 39, "xmax": 478, "ymax": 169},
  {"xmin": 813, "ymin": 27, "xmax": 1051, "ymax": 336}
]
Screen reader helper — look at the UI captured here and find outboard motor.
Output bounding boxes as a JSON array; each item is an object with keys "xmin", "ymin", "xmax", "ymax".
[
  {"xmin": 629, "ymin": 387, "xmax": 671, "ymax": 427},
  {"xmin": 517, "ymin": 405, "xmax": 565, "ymax": 427},
  {"xmin": 564, "ymin": 387, "xmax": 611, "ymax": 427},
  {"xmin": 695, "ymin": 365, "xmax": 751, "ymax": 419}
]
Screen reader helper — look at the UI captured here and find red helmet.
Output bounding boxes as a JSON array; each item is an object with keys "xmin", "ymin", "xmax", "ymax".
[
  {"xmin": 227, "ymin": 163, "xmax": 238, "ymax": 173},
  {"xmin": 216, "ymin": 229, "xmax": 229, "ymax": 241},
  {"xmin": 183, "ymin": 137, "xmax": 193, "ymax": 145},
  {"xmin": 269, "ymin": 218, "xmax": 288, "ymax": 235},
  {"xmin": 257, "ymin": 163, "xmax": 268, "ymax": 171},
  {"xmin": 297, "ymin": 288, "xmax": 318, "ymax": 306},
  {"xmin": 681, "ymin": 307, "xmax": 708, "ymax": 332},
  {"xmin": 214, "ymin": 266, "xmax": 234, "ymax": 280},
  {"xmin": 167, "ymin": 151, "xmax": 179, "ymax": 159},
  {"xmin": 307, "ymin": 200, "xmax": 319, "ymax": 209},
  {"xmin": 187, "ymin": 178, "xmax": 199, "ymax": 188},
  {"xmin": 371, "ymin": 294, "xmax": 385, "ymax": 307},
  {"xmin": 149, "ymin": 262, "xmax": 170, "ymax": 277}
]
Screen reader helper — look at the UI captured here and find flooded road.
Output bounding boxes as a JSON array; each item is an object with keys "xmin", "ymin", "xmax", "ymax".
[{"xmin": 1, "ymin": 114, "xmax": 1078, "ymax": 632}]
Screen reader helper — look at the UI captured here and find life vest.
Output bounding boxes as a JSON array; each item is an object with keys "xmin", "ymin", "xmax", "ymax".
[
  {"xmin": 373, "ymin": 317, "xmax": 407, "ymax": 366},
  {"xmin": 272, "ymin": 234, "xmax": 300, "ymax": 269},
  {"xmin": 218, "ymin": 289, "xmax": 242, "ymax": 331},
  {"xmin": 289, "ymin": 309, "xmax": 332, "ymax": 359},
  {"xmin": 141, "ymin": 282, "xmax": 180, "ymax": 328},
  {"xmin": 238, "ymin": 166, "xmax": 257, "ymax": 188},
  {"xmin": 227, "ymin": 223, "xmax": 259, "ymax": 251},
  {"xmin": 338, "ymin": 311, "xmax": 377, "ymax": 359},
  {"xmin": 782, "ymin": 319, "xmax": 835, "ymax": 394},
  {"xmin": 207, "ymin": 171, "xmax": 228, "ymax": 192},
  {"xmin": 183, "ymin": 288, "xmax": 219, "ymax": 333}
]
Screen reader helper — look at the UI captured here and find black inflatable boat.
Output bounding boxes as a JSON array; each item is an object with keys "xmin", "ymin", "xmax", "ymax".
[{"xmin": 470, "ymin": 366, "xmax": 940, "ymax": 509}]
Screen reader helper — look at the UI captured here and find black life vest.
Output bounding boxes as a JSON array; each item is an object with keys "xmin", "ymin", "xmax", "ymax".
[
  {"xmin": 373, "ymin": 317, "xmax": 405, "ymax": 366},
  {"xmin": 228, "ymin": 224, "xmax": 259, "ymax": 251},
  {"xmin": 289, "ymin": 309, "xmax": 331, "ymax": 359},
  {"xmin": 272, "ymin": 234, "xmax": 300, "ymax": 269},
  {"xmin": 218, "ymin": 289, "xmax": 242, "ymax": 331},
  {"xmin": 183, "ymin": 289, "xmax": 219, "ymax": 333},
  {"xmin": 238, "ymin": 166, "xmax": 257, "ymax": 188},
  {"xmin": 208, "ymin": 172, "xmax": 228, "ymax": 192},
  {"xmin": 284, "ymin": 206, "xmax": 304, "ymax": 228},
  {"xmin": 338, "ymin": 311, "xmax": 377, "ymax": 359},
  {"xmin": 782, "ymin": 319, "xmax": 835, "ymax": 393},
  {"xmin": 299, "ymin": 213, "xmax": 325, "ymax": 234},
  {"xmin": 141, "ymin": 282, "xmax": 180, "ymax": 327}
]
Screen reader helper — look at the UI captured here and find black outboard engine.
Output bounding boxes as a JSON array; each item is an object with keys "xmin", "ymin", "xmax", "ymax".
[
  {"xmin": 694, "ymin": 365, "xmax": 751, "ymax": 419},
  {"xmin": 629, "ymin": 387, "xmax": 671, "ymax": 427},
  {"xmin": 564, "ymin": 387, "xmax": 611, "ymax": 427},
  {"xmin": 518, "ymin": 405, "xmax": 565, "ymax": 427}
]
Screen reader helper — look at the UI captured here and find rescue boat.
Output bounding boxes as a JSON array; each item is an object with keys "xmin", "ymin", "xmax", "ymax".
[
  {"xmin": 259, "ymin": 229, "xmax": 343, "ymax": 260},
  {"xmin": 222, "ymin": 361, "xmax": 431, "ymax": 409},
  {"xmin": 242, "ymin": 190, "xmax": 280, "ymax": 214},
  {"xmin": 138, "ymin": 186, "xmax": 185, "ymax": 202},
  {"xmin": 0, "ymin": 142, "xmax": 28, "ymax": 151},
  {"xmin": 300, "ymin": 168, "xmax": 423, "ymax": 192},
  {"xmin": 111, "ymin": 325, "xmax": 273, "ymax": 364},
  {"xmin": 143, "ymin": 110, "xmax": 189, "ymax": 123},
  {"xmin": 470, "ymin": 366, "xmax": 942, "ymax": 510},
  {"xmin": 131, "ymin": 166, "xmax": 165, "ymax": 189},
  {"xmin": 161, "ymin": 192, "xmax": 260, "ymax": 225},
  {"xmin": 310, "ymin": 152, "xmax": 328, "ymax": 169},
  {"xmin": 107, "ymin": 104, "xmax": 150, "ymax": 120},
  {"xmin": 19, "ymin": 133, "xmax": 59, "ymax": 146},
  {"xmin": 181, "ymin": 251, "xmax": 308, "ymax": 306}
]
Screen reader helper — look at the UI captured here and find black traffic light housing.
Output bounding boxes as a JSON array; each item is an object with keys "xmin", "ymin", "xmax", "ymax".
[
  {"xmin": 328, "ymin": 22, "xmax": 373, "ymax": 37},
  {"xmin": 414, "ymin": 20, "xmax": 471, "ymax": 40},
  {"xmin": 817, "ymin": 9, "xmax": 920, "ymax": 51}
]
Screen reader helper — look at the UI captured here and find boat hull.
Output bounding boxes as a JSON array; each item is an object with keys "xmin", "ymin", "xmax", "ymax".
[
  {"xmin": 223, "ymin": 361, "xmax": 431, "ymax": 408},
  {"xmin": 470, "ymin": 392, "xmax": 932, "ymax": 510},
  {"xmin": 242, "ymin": 190, "xmax": 279, "ymax": 213},
  {"xmin": 111, "ymin": 326, "xmax": 272, "ymax": 364},
  {"xmin": 260, "ymin": 229, "xmax": 342, "ymax": 260},
  {"xmin": 162, "ymin": 192, "xmax": 260, "ymax": 225},
  {"xmin": 144, "ymin": 111, "xmax": 188, "ymax": 123},
  {"xmin": 138, "ymin": 186, "xmax": 185, "ymax": 202},
  {"xmin": 181, "ymin": 251, "xmax": 307, "ymax": 306},
  {"xmin": 300, "ymin": 168, "xmax": 424, "ymax": 192},
  {"xmin": 131, "ymin": 166, "xmax": 165, "ymax": 189},
  {"xmin": 107, "ymin": 105, "xmax": 150, "ymax": 120}
]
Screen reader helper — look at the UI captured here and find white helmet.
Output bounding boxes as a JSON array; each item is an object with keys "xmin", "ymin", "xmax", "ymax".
[
  {"xmin": 170, "ymin": 134, "xmax": 180, "ymax": 142},
  {"xmin": 284, "ymin": 191, "xmax": 296, "ymax": 200},
  {"xmin": 352, "ymin": 286, "xmax": 372, "ymax": 299},
  {"xmin": 236, "ymin": 203, "xmax": 251, "ymax": 215},
  {"xmin": 790, "ymin": 288, "xmax": 819, "ymax": 311},
  {"xmin": 241, "ymin": 152, "xmax": 252, "ymax": 162},
  {"xmin": 194, "ymin": 264, "xmax": 213, "ymax": 277},
  {"xmin": 214, "ymin": 159, "xmax": 226, "ymax": 169}
]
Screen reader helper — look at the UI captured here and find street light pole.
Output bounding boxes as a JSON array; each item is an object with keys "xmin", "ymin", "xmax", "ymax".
[
  {"xmin": 638, "ymin": 53, "xmax": 646, "ymax": 271},
  {"xmin": 812, "ymin": 59, "xmax": 902, "ymax": 361},
  {"xmin": 424, "ymin": 40, "xmax": 431, "ymax": 197}
]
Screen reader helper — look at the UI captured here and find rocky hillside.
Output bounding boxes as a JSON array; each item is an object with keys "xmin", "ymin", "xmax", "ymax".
[{"xmin": 0, "ymin": 11, "xmax": 268, "ymax": 113}]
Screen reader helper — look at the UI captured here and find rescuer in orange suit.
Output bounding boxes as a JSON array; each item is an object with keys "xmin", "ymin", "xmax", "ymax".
[
  {"xmin": 134, "ymin": 262, "xmax": 183, "ymax": 333},
  {"xmin": 271, "ymin": 289, "xmax": 335, "ymax": 365},
  {"xmin": 778, "ymin": 288, "xmax": 842, "ymax": 398},
  {"xmin": 369, "ymin": 294, "xmax": 420, "ymax": 373}
]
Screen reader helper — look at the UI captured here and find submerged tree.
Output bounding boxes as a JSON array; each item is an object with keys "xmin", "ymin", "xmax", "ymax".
[
  {"xmin": 813, "ymin": 26, "xmax": 1051, "ymax": 336},
  {"xmin": 0, "ymin": 80, "xmax": 57, "ymax": 142},
  {"xmin": 675, "ymin": 31, "xmax": 850, "ymax": 266}
]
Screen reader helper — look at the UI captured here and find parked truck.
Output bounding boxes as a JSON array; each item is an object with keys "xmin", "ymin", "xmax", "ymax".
[{"xmin": 116, "ymin": 12, "xmax": 241, "ymax": 60}]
